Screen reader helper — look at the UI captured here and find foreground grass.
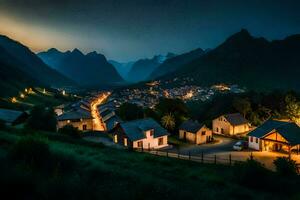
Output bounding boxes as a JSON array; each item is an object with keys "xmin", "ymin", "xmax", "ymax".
[{"xmin": 0, "ymin": 130, "xmax": 299, "ymax": 200}]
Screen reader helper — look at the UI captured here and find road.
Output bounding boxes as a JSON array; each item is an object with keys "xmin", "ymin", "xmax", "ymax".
[
  {"xmin": 165, "ymin": 135, "xmax": 238, "ymax": 155},
  {"xmin": 90, "ymin": 92, "xmax": 110, "ymax": 131}
]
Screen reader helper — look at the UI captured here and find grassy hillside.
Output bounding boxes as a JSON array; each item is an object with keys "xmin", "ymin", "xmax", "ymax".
[{"xmin": 0, "ymin": 129, "xmax": 300, "ymax": 199}]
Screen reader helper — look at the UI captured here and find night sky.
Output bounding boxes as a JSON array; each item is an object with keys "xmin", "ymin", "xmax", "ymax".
[{"xmin": 0, "ymin": 0, "xmax": 300, "ymax": 61}]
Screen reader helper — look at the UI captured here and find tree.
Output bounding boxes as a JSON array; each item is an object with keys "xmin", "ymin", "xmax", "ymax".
[
  {"xmin": 233, "ymin": 98, "xmax": 252, "ymax": 118},
  {"xmin": 161, "ymin": 113, "xmax": 176, "ymax": 131},
  {"xmin": 116, "ymin": 103, "xmax": 144, "ymax": 121},
  {"xmin": 59, "ymin": 125, "xmax": 82, "ymax": 138},
  {"xmin": 273, "ymin": 157, "xmax": 298, "ymax": 177},
  {"xmin": 285, "ymin": 94, "xmax": 300, "ymax": 124},
  {"xmin": 26, "ymin": 106, "xmax": 57, "ymax": 132}
]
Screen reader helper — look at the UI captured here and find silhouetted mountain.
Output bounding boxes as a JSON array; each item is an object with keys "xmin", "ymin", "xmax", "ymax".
[
  {"xmin": 0, "ymin": 35, "xmax": 73, "ymax": 97},
  {"xmin": 38, "ymin": 49, "xmax": 124, "ymax": 86},
  {"xmin": 127, "ymin": 53, "xmax": 175, "ymax": 83},
  {"xmin": 149, "ymin": 48, "xmax": 205, "ymax": 79},
  {"xmin": 109, "ymin": 60, "xmax": 135, "ymax": 80},
  {"xmin": 159, "ymin": 29, "xmax": 300, "ymax": 91}
]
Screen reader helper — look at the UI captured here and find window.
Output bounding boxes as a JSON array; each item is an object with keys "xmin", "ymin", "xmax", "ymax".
[
  {"xmin": 201, "ymin": 131, "xmax": 206, "ymax": 136},
  {"xmin": 114, "ymin": 135, "xmax": 118, "ymax": 143},
  {"xmin": 137, "ymin": 141, "xmax": 143, "ymax": 148},
  {"xmin": 256, "ymin": 138, "xmax": 259, "ymax": 143},
  {"xmin": 158, "ymin": 137, "xmax": 164, "ymax": 145},
  {"xmin": 82, "ymin": 124, "xmax": 87, "ymax": 130},
  {"xmin": 124, "ymin": 138, "xmax": 128, "ymax": 146},
  {"xmin": 250, "ymin": 136, "xmax": 253, "ymax": 142},
  {"xmin": 149, "ymin": 129, "xmax": 154, "ymax": 137},
  {"xmin": 221, "ymin": 128, "xmax": 224, "ymax": 134},
  {"xmin": 216, "ymin": 127, "xmax": 219, "ymax": 132}
]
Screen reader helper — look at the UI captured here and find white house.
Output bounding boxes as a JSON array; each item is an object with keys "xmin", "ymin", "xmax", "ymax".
[
  {"xmin": 248, "ymin": 119, "xmax": 300, "ymax": 153},
  {"xmin": 113, "ymin": 118, "xmax": 169, "ymax": 149},
  {"xmin": 179, "ymin": 120, "xmax": 212, "ymax": 144}
]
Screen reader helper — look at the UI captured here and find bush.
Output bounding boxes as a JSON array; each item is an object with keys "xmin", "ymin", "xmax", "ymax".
[
  {"xmin": 59, "ymin": 125, "xmax": 82, "ymax": 139},
  {"xmin": 274, "ymin": 157, "xmax": 298, "ymax": 177},
  {"xmin": 26, "ymin": 106, "xmax": 57, "ymax": 132},
  {"xmin": 234, "ymin": 156, "xmax": 270, "ymax": 189},
  {"xmin": 0, "ymin": 119, "xmax": 6, "ymax": 130},
  {"xmin": 8, "ymin": 136, "xmax": 51, "ymax": 169}
]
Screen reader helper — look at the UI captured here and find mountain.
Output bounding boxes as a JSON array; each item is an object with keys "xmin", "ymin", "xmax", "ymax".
[
  {"xmin": 0, "ymin": 35, "xmax": 73, "ymax": 97},
  {"xmin": 149, "ymin": 48, "xmax": 205, "ymax": 79},
  {"xmin": 127, "ymin": 53, "xmax": 175, "ymax": 83},
  {"xmin": 159, "ymin": 29, "xmax": 300, "ymax": 91},
  {"xmin": 38, "ymin": 49, "xmax": 124, "ymax": 86},
  {"xmin": 108, "ymin": 60, "xmax": 135, "ymax": 80}
]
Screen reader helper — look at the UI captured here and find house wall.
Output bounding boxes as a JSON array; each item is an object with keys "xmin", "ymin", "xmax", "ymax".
[
  {"xmin": 196, "ymin": 127, "xmax": 213, "ymax": 144},
  {"xmin": 57, "ymin": 119, "xmax": 93, "ymax": 131},
  {"xmin": 213, "ymin": 115, "xmax": 249, "ymax": 135},
  {"xmin": 132, "ymin": 135, "xmax": 168, "ymax": 149},
  {"xmin": 248, "ymin": 136, "xmax": 260, "ymax": 150},
  {"xmin": 212, "ymin": 116, "xmax": 232, "ymax": 134},
  {"xmin": 179, "ymin": 130, "xmax": 196, "ymax": 143}
]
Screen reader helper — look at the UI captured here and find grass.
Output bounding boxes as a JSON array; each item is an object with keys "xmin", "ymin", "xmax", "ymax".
[{"xmin": 0, "ymin": 129, "xmax": 300, "ymax": 199}]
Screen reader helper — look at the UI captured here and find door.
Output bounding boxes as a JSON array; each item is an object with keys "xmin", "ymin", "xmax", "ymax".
[{"xmin": 83, "ymin": 124, "xmax": 87, "ymax": 131}]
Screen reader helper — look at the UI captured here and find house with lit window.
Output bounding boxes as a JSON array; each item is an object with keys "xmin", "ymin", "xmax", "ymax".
[
  {"xmin": 212, "ymin": 113, "xmax": 250, "ymax": 135},
  {"xmin": 248, "ymin": 119, "xmax": 300, "ymax": 153},
  {"xmin": 57, "ymin": 108, "xmax": 94, "ymax": 131},
  {"xmin": 179, "ymin": 120, "xmax": 212, "ymax": 144},
  {"xmin": 113, "ymin": 118, "xmax": 169, "ymax": 149}
]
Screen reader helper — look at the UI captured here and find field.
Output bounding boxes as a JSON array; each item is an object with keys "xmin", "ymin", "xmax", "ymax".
[{"xmin": 0, "ymin": 129, "xmax": 300, "ymax": 200}]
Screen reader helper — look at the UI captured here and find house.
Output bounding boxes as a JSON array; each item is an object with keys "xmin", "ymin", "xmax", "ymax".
[
  {"xmin": 98, "ymin": 107, "xmax": 122, "ymax": 132},
  {"xmin": 248, "ymin": 119, "xmax": 300, "ymax": 153},
  {"xmin": 0, "ymin": 108, "xmax": 28, "ymax": 126},
  {"xmin": 212, "ymin": 113, "xmax": 250, "ymax": 135},
  {"xmin": 113, "ymin": 118, "xmax": 169, "ymax": 149},
  {"xmin": 57, "ymin": 108, "xmax": 94, "ymax": 131},
  {"xmin": 179, "ymin": 120, "xmax": 212, "ymax": 144}
]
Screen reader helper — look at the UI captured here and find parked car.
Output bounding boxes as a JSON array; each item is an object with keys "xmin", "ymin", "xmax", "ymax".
[{"xmin": 233, "ymin": 141, "xmax": 248, "ymax": 151}]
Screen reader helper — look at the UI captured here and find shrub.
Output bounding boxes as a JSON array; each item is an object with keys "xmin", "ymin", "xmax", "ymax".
[
  {"xmin": 234, "ymin": 156, "xmax": 270, "ymax": 189},
  {"xmin": 26, "ymin": 106, "xmax": 57, "ymax": 132},
  {"xmin": 0, "ymin": 119, "xmax": 6, "ymax": 130},
  {"xmin": 273, "ymin": 157, "xmax": 298, "ymax": 177},
  {"xmin": 59, "ymin": 125, "xmax": 82, "ymax": 138},
  {"xmin": 8, "ymin": 136, "xmax": 51, "ymax": 169}
]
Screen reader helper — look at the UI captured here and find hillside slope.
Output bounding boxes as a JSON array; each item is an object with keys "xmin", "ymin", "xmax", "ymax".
[{"xmin": 160, "ymin": 29, "xmax": 300, "ymax": 91}]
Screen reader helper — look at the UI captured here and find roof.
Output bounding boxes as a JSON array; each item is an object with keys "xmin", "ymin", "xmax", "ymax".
[
  {"xmin": 248, "ymin": 120, "xmax": 290, "ymax": 138},
  {"xmin": 275, "ymin": 123, "xmax": 300, "ymax": 146},
  {"xmin": 0, "ymin": 108, "xmax": 25, "ymax": 124},
  {"xmin": 57, "ymin": 108, "xmax": 93, "ymax": 121},
  {"xmin": 120, "ymin": 118, "xmax": 169, "ymax": 141},
  {"xmin": 179, "ymin": 120, "xmax": 205, "ymax": 133},
  {"xmin": 224, "ymin": 113, "xmax": 248, "ymax": 126},
  {"xmin": 105, "ymin": 115, "xmax": 122, "ymax": 131}
]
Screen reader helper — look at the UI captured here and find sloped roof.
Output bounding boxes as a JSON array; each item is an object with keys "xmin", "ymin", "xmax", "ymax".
[
  {"xmin": 105, "ymin": 115, "xmax": 122, "ymax": 132},
  {"xmin": 248, "ymin": 120, "xmax": 290, "ymax": 138},
  {"xmin": 275, "ymin": 123, "xmax": 300, "ymax": 146},
  {"xmin": 179, "ymin": 120, "xmax": 205, "ymax": 133},
  {"xmin": 120, "ymin": 118, "xmax": 169, "ymax": 141},
  {"xmin": 224, "ymin": 113, "xmax": 248, "ymax": 126},
  {"xmin": 0, "ymin": 108, "xmax": 25, "ymax": 123},
  {"xmin": 57, "ymin": 108, "xmax": 93, "ymax": 121}
]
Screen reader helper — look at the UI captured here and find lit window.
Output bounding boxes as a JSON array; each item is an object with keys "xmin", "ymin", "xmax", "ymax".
[
  {"xmin": 124, "ymin": 138, "xmax": 128, "ymax": 146},
  {"xmin": 114, "ymin": 135, "xmax": 118, "ymax": 143}
]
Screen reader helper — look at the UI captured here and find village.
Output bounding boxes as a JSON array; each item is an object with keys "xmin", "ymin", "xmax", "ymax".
[
  {"xmin": 46, "ymin": 90, "xmax": 300, "ymax": 170},
  {"xmin": 111, "ymin": 82, "xmax": 245, "ymax": 109}
]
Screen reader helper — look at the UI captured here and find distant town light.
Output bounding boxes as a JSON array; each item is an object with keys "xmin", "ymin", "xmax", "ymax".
[
  {"xmin": 11, "ymin": 97, "xmax": 17, "ymax": 103},
  {"xmin": 62, "ymin": 90, "xmax": 66, "ymax": 96},
  {"xmin": 20, "ymin": 93, "xmax": 25, "ymax": 98}
]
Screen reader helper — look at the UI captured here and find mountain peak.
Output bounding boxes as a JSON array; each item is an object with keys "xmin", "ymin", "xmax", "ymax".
[
  {"xmin": 71, "ymin": 48, "xmax": 84, "ymax": 56},
  {"xmin": 47, "ymin": 48, "xmax": 60, "ymax": 53}
]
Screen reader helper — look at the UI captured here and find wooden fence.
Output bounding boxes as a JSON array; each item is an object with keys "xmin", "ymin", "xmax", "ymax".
[{"xmin": 136, "ymin": 148, "xmax": 245, "ymax": 166}]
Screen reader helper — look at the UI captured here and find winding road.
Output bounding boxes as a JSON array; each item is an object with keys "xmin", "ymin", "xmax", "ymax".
[{"xmin": 90, "ymin": 92, "xmax": 110, "ymax": 131}]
